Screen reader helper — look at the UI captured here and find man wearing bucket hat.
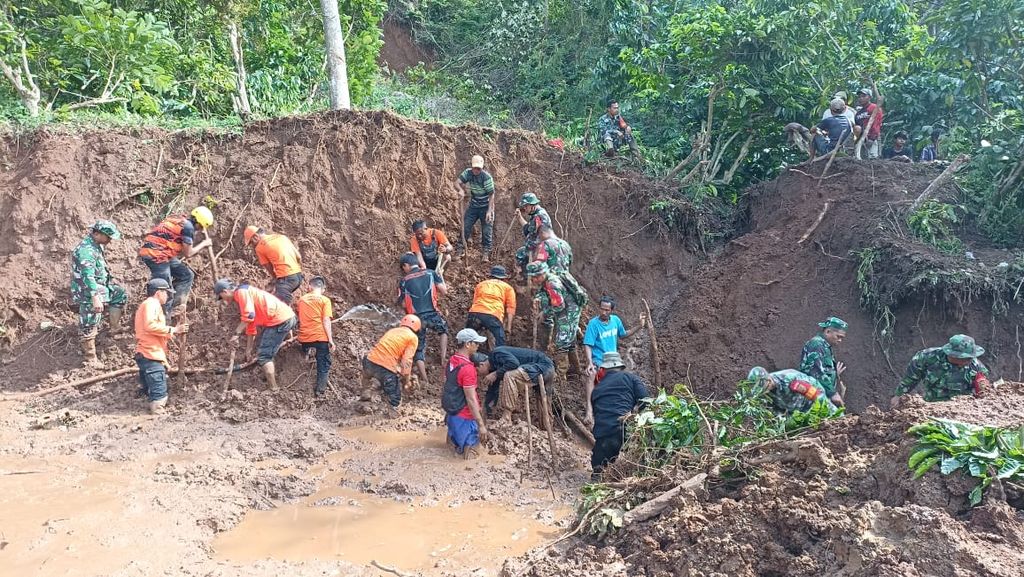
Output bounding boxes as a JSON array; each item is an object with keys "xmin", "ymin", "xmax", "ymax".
[
  {"xmin": 799, "ymin": 316, "xmax": 848, "ymax": 407},
  {"xmin": 514, "ymin": 193, "xmax": 551, "ymax": 281},
  {"xmin": 589, "ymin": 351, "xmax": 649, "ymax": 480},
  {"xmin": 527, "ymin": 261, "xmax": 586, "ymax": 384},
  {"xmin": 71, "ymin": 220, "xmax": 128, "ymax": 368},
  {"xmin": 134, "ymin": 278, "xmax": 188, "ymax": 415},
  {"xmin": 892, "ymin": 335, "xmax": 991, "ymax": 406},
  {"xmin": 454, "ymin": 155, "xmax": 496, "ymax": 260},
  {"xmin": 467, "ymin": 265, "xmax": 517, "ymax": 347},
  {"xmin": 747, "ymin": 366, "xmax": 839, "ymax": 415}
]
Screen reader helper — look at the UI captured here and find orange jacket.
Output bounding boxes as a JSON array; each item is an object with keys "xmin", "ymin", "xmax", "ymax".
[
  {"xmin": 233, "ymin": 285, "xmax": 296, "ymax": 336},
  {"xmin": 255, "ymin": 234, "xmax": 302, "ymax": 278},
  {"xmin": 138, "ymin": 215, "xmax": 189, "ymax": 262},
  {"xmin": 135, "ymin": 296, "xmax": 174, "ymax": 364},
  {"xmin": 297, "ymin": 293, "xmax": 333, "ymax": 343},
  {"xmin": 468, "ymin": 278, "xmax": 516, "ymax": 321},
  {"xmin": 367, "ymin": 327, "xmax": 418, "ymax": 376}
]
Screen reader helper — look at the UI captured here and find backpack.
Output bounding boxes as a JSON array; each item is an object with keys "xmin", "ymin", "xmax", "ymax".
[
  {"xmin": 441, "ymin": 359, "xmax": 471, "ymax": 415},
  {"xmin": 559, "ymin": 271, "xmax": 589, "ymax": 307}
]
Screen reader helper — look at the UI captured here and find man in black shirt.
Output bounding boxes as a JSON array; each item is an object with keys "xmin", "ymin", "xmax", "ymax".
[
  {"xmin": 590, "ymin": 351, "xmax": 649, "ymax": 480},
  {"xmin": 480, "ymin": 346, "xmax": 555, "ymax": 415},
  {"xmin": 882, "ymin": 130, "xmax": 913, "ymax": 163}
]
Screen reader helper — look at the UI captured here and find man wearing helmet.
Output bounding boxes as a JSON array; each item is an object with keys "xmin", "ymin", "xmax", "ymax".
[
  {"xmin": 362, "ymin": 314, "xmax": 421, "ymax": 409},
  {"xmin": 139, "ymin": 206, "xmax": 214, "ymax": 316},
  {"xmin": 454, "ymin": 154, "xmax": 496, "ymax": 261},
  {"xmin": 243, "ymin": 225, "xmax": 304, "ymax": 305},
  {"xmin": 71, "ymin": 220, "xmax": 128, "ymax": 368},
  {"xmin": 134, "ymin": 278, "xmax": 188, "ymax": 415}
]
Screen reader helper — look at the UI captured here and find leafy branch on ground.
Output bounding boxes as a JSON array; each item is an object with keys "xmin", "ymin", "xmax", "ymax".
[{"xmin": 908, "ymin": 418, "xmax": 1024, "ymax": 506}]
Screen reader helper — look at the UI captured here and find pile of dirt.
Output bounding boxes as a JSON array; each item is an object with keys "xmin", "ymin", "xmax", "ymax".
[
  {"xmin": 380, "ymin": 18, "xmax": 435, "ymax": 72},
  {"xmin": 506, "ymin": 388, "xmax": 1024, "ymax": 577}
]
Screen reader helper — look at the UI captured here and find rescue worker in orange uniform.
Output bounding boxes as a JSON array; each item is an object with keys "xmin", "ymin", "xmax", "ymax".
[
  {"xmin": 215, "ymin": 278, "xmax": 297, "ymax": 391},
  {"xmin": 361, "ymin": 314, "xmax": 421, "ymax": 409},
  {"xmin": 466, "ymin": 265, "xmax": 516, "ymax": 347},
  {"xmin": 409, "ymin": 219, "xmax": 452, "ymax": 274},
  {"xmin": 134, "ymin": 278, "xmax": 188, "ymax": 415},
  {"xmin": 297, "ymin": 275, "xmax": 335, "ymax": 398},
  {"xmin": 243, "ymin": 225, "xmax": 303, "ymax": 305},
  {"xmin": 138, "ymin": 207, "xmax": 214, "ymax": 315}
]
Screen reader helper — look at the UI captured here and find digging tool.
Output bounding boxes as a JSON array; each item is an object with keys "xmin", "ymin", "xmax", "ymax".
[
  {"xmin": 458, "ymin": 195, "xmax": 469, "ymax": 255},
  {"xmin": 220, "ymin": 347, "xmax": 237, "ymax": 401},
  {"xmin": 523, "ymin": 378, "xmax": 533, "ymax": 469},
  {"xmin": 537, "ymin": 374, "xmax": 557, "ymax": 460},
  {"xmin": 641, "ymin": 298, "xmax": 662, "ymax": 391},
  {"xmin": 205, "ymin": 230, "xmax": 219, "ymax": 280},
  {"xmin": 531, "ymin": 309, "xmax": 539, "ymax": 349},
  {"xmin": 497, "ymin": 209, "xmax": 520, "ymax": 251},
  {"xmin": 175, "ymin": 287, "xmax": 191, "ymax": 388}
]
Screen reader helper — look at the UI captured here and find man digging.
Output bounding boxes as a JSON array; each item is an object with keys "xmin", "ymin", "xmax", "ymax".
[
  {"xmin": 134, "ymin": 278, "xmax": 188, "ymax": 415},
  {"xmin": 892, "ymin": 334, "xmax": 991, "ymax": 406},
  {"xmin": 215, "ymin": 278, "xmax": 297, "ymax": 391},
  {"xmin": 244, "ymin": 225, "xmax": 304, "ymax": 305}
]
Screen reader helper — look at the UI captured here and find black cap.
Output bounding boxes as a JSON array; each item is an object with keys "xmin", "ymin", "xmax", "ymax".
[
  {"xmin": 146, "ymin": 278, "xmax": 175, "ymax": 295},
  {"xmin": 470, "ymin": 352, "xmax": 489, "ymax": 365},
  {"xmin": 489, "ymin": 265, "xmax": 508, "ymax": 279},
  {"xmin": 400, "ymin": 252, "xmax": 419, "ymax": 266},
  {"xmin": 411, "ymin": 219, "xmax": 427, "ymax": 232}
]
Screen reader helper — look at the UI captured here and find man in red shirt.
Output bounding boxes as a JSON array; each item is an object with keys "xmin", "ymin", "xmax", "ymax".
[
  {"xmin": 215, "ymin": 277, "xmax": 297, "ymax": 390},
  {"xmin": 854, "ymin": 87, "xmax": 883, "ymax": 159},
  {"xmin": 443, "ymin": 328, "xmax": 491, "ymax": 458}
]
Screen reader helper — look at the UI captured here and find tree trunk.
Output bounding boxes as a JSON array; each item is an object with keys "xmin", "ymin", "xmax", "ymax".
[
  {"xmin": 228, "ymin": 22, "xmax": 252, "ymax": 118},
  {"xmin": 0, "ymin": 37, "xmax": 42, "ymax": 117},
  {"xmin": 909, "ymin": 154, "xmax": 971, "ymax": 211},
  {"xmin": 320, "ymin": 0, "xmax": 351, "ymax": 110}
]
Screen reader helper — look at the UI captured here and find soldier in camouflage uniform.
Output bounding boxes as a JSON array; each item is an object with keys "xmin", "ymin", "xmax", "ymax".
[
  {"xmin": 71, "ymin": 220, "xmax": 128, "ymax": 367},
  {"xmin": 748, "ymin": 366, "xmax": 839, "ymax": 415},
  {"xmin": 799, "ymin": 316, "xmax": 848, "ymax": 407},
  {"xmin": 515, "ymin": 193, "xmax": 552, "ymax": 282},
  {"xmin": 891, "ymin": 334, "xmax": 991, "ymax": 406},
  {"xmin": 532, "ymin": 225, "xmax": 573, "ymax": 274},
  {"xmin": 527, "ymin": 261, "xmax": 585, "ymax": 385},
  {"xmin": 597, "ymin": 98, "xmax": 639, "ymax": 158}
]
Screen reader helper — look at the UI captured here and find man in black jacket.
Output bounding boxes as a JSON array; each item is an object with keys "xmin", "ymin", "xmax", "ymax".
[
  {"xmin": 590, "ymin": 351, "xmax": 649, "ymax": 480},
  {"xmin": 480, "ymin": 346, "xmax": 555, "ymax": 416}
]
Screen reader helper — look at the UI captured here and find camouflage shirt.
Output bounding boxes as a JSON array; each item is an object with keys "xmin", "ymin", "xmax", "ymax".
[
  {"xmin": 894, "ymin": 347, "xmax": 990, "ymax": 402},
  {"xmin": 799, "ymin": 333, "xmax": 838, "ymax": 396},
  {"xmin": 598, "ymin": 113, "xmax": 627, "ymax": 141},
  {"xmin": 767, "ymin": 369, "xmax": 837, "ymax": 414},
  {"xmin": 522, "ymin": 207, "xmax": 552, "ymax": 251},
  {"xmin": 534, "ymin": 273, "xmax": 568, "ymax": 318},
  {"xmin": 70, "ymin": 235, "xmax": 112, "ymax": 304},
  {"xmin": 534, "ymin": 237, "xmax": 573, "ymax": 273}
]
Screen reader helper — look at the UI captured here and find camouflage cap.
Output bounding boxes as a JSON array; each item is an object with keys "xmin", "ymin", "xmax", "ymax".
[
  {"xmin": 91, "ymin": 220, "xmax": 122, "ymax": 240},
  {"xmin": 518, "ymin": 192, "xmax": 540, "ymax": 207},
  {"xmin": 942, "ymin": 334, "xmax": 985, "ymax": 359},
  {"xmin": 818, "ymin": 316, "xmax": 848, "ymax": 331},
  {"xmin": 525, "ymin": 261, "xmax": 548, "ymax": 277}
]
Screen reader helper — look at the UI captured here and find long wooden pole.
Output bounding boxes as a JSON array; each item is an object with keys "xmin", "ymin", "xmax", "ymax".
[
  {"xmin": 537, "ymin": 374, "xmax": 556, "ymax": 459},
  {"xmin": 176, "ymin": 287, "xmax": 191, "ymax": 388},
  {"xmin": 641, "ymin": 298, "xmax": 662, "ymax": 391}
]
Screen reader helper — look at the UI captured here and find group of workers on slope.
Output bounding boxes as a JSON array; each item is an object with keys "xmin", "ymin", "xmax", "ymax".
[{"xmin": 810, "ymin": 88, "xmax": 946, "ymax": 163}]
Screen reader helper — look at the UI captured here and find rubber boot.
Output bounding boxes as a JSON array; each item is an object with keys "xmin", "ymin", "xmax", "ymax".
[
  {"xmin": 265, "ymin": 362, "xmax": 278, "ymax": 391},
  {"xmin": 80, "ymin": 337, "xmax": 102, "ymax": 369},
  {"xmin": 108, "ymin": 307, "xmax": 123, "ymax": 337},
  {"xmin": 554, "ymin": 352, "xmax": 570, "ymax": 387},
  {"xmin": 568, "ymin": 346, "xmax": 582, "ymax": 377},
  {"xmin": 149, "ymin": 397, "xmax": 167, "ymax": 415}
]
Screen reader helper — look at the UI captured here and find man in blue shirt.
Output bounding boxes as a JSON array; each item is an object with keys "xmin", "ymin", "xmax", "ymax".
[
  {"xmin": 582, "ymin": 295, "xmax": 646, "ymax": 425},
  {"xmin": 811, "ymin": 99, "xmax": 852, "ymax": 156}
]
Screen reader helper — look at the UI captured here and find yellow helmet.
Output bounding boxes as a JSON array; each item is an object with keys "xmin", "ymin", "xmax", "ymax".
[{"xmin": 191, "ymin": 206, "xmax": 214, "ymax": 229}]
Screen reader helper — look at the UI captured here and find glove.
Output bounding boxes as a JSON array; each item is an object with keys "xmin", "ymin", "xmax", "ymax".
[
  {"xmin": 973, "ymin": 372, "xmax": 990, "ymax": 397},
  {"xmin": 789, "ymin": 379, "xmax": 821, "ymax": 401}
]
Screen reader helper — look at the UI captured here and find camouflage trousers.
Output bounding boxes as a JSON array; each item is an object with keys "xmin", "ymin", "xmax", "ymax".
[
  {"xmin": 77, "ymin": 283, "xmax": 128, "ymax": 337},
  {"xmin": 547, "ymin": 300, "xmax": 581, "ymax": 353}
]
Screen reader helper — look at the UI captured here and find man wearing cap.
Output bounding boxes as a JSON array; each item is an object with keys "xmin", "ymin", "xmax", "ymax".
[
  {"xmin": 134, "ymin": 278, "xmax": 188, "ymax": 415},
  {"xmin": 799, "ymin": 316, "xmax": 848, "ymax": 407},
  {"xmin": 479, "ymin": 345, "xmax": 556, "ymax": 416},
  {"xmin": 883, "ymin": 131, "xmax": 913, "ymax": 162},
  {"xmin": 821, "ymin": 91, "xmax": 856, "ymax": 128},
  {"xmin": 583, "ymin": 296, "xmax": 646, "ymax": 425},
  {"xmin": 409, "ymin": 219, "xmax": 452, "ymax": 274},
  {"xmin": 243, "ymin": 226, "xmax": 303, "ymax": 305},
  {"xmin": 590, "ymin": 352, "xmax": 649, "ymax": 480},
  {"xmin": 532, "ymin": 225, "xmax": 573, "ymax": 274},
  {"xmin": 454, "ymin": 155, "xmax": 496, "ymax": 260},
  {"xmin": 71, "ymin": 220, "xmax": 128, "ymax": 368},
  {"xmin": 467, "ymin": 265, "xmax": 517, "ymax": 347},
  {"xmin": 747, "ymin": 366, "xmax": 839, "ymax": 415},
  {"xmin": 527, "ymin": 260, "xmax": 586, "ymax": 385},
  {"xmin": 853, "ymin": 88, "xmax": 883, "ymax": 158},
  {"xmin": 443, "ymin": 328, "xmax": 491, "ymax": 457},
  {"xmin": 139, "ymin": 206, "xmax": 214, "ymax": 316},
  {"xmin": 810, "ymin": 99, "xmax": 853, "ymax": 156},
  {"xmin": 297, "ymin": 275, "xmax": 335, "ymax": 398},
  {"xmin": 362, "ymin": 314, "xmax": 421, "ymax": 409},
  {"xmin": 398, "ymin": 252, "xmax": 449, "ymax": 383},
  {"xmin": 891, "ymin": 335, "xmax": 991, "ymax": 406},
  {"xmin": 514, "ymin": 193, "xmax": 552, "ymax": 281},
  {"xmin": 597, "ymin": 98, "xmax": 640, "ymax": 158},
  {"xmin": 215, "ymin": 278, "xmax": 297, "ymax": 391}
]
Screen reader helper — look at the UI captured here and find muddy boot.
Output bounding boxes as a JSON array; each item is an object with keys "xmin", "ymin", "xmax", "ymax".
[
  {"xmin": 107, "ymin": 307, "xmax": 124, "ymax": 338},
  {"xmin": 568, "ymin": 347, "xmax": 582, "ymax": 377},
  {"xmin": 80, "ymin": 337, "xmax": 102, "ymax": 369},
  {"xmin": 554, "ymin": 352, "xmax": 570, "ymax": 387},
  {"xmin": 265, "ymin": 362, "xmax": 278, "ymax": 391},
  {"xmin": 149, "ymin": 397, "xmax": 168, "ymax": 415}
]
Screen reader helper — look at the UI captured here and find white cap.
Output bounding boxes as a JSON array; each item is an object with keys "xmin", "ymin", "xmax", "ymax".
[
  {"xmin": 471, "ymin": 155, "xmax": 484, "ymax": 168},
  {"xmin": 456, "ymin": 328, "xmax": 487, "ymax": 344}
]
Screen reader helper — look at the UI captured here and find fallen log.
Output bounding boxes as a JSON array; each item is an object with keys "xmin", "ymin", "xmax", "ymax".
[
  {"xmin": 622, "ymin": 473, "xmax": 707, "ymax": 525},
  {"xmin": 563, "ymin": 408, "xmax": 596, "ymax": 447},
  {"xmin": 909, "ymin": 154, "xmax": 971, "ymax": 211},
  {"xmin": 640, "ymin": 298, "xmax": 662, "ymax": 391},
  {"xmin": 797, "ymin": 200, "xmax": 832, "ymax": 244}
]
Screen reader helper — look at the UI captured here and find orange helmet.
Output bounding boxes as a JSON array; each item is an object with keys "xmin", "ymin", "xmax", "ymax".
[
  {"xmin": 243, "ymin": 225, "xmax": 260, "ymax": 245},
  {"xmin": 400, "ymin": 314, "xmax": 421, "ymax": 333}
]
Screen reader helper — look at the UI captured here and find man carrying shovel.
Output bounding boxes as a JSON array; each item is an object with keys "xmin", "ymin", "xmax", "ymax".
[
  {"xmin": 138, "ymin": 206, "xmax": 214, "ymax": 316},
  {"xmin": 454, "ymin": 154, "xmax": 495, "ymax": 261},
  {"xmin": 215, "ymin": 278, "xmax": 297, "ymax": 391}
]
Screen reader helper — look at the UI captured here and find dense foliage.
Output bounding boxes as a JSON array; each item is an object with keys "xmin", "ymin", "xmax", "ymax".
[{"xmin": 0, "ymin": 0, "xmax": 385, "ymax": 119}]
